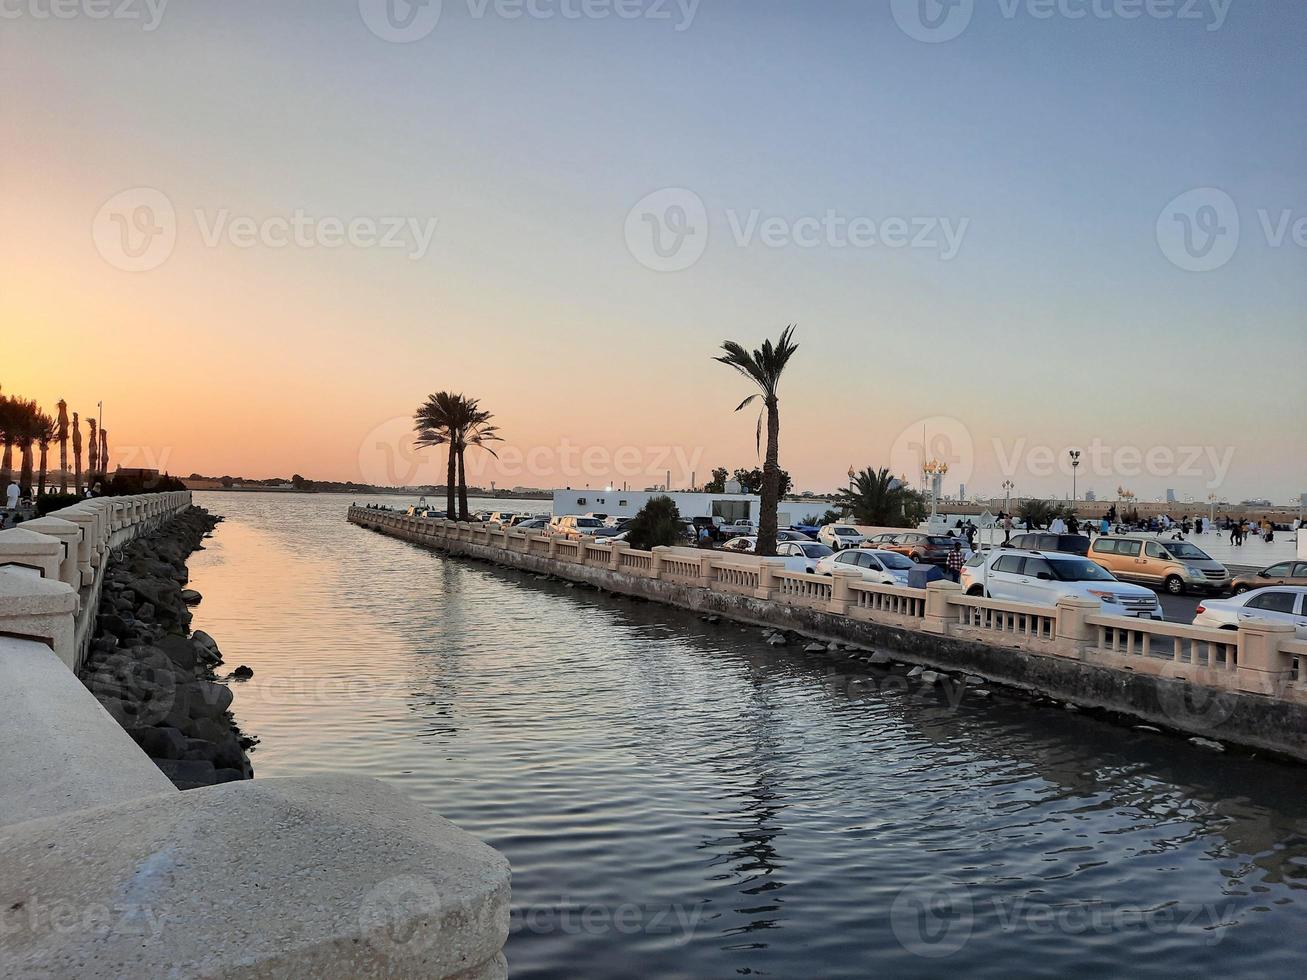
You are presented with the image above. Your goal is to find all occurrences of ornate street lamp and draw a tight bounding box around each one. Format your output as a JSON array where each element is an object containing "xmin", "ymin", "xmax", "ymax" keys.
[{"xmin": 1068, "ymin": 450, "xmax": 1081, "ymax": 503}]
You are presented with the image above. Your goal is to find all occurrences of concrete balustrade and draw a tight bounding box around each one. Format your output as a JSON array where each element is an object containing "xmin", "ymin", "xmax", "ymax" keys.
[
  {"xmin": 2, "ymin": 493, "xmax": 512, "ymax": 977},
  {"xmin": 350, "ymin": 506, "xmax": 1307, "ymax": 761}
]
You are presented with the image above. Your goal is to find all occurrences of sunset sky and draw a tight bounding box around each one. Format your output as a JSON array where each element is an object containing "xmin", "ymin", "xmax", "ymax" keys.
[{"xmin": 4, "ymin": 0, "xmax": 1304, "ymax": 502}]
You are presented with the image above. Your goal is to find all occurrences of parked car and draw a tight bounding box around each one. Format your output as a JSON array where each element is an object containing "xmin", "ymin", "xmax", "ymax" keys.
[
  {"xmin": 603, "ymin": 516, "xmax": 632, "ymax": 529},
  {"xmin": 881, "ymin": 532, "xmax": 972, "ymax": 566},
  {"xmin": 549, "ymin": 515, "xmax": 617, "ymax": 539},
  {"xmin": 1193, "ymin": 587, "xmax": 1307, "ymax": 638},
  {"xmin": 1006, "ymin": 532, "xmax": 1090, "ymax": 556},
  {"xmin": 777, "ymin": 529, "xmax": 816, "ymax": 542},
  {"xmin": 864, "ymin": 532, "xmax": 903, "ymax": 548},
  {"xmin": 718, "ymin": 537, "xmax": 832, "ymax": 572},
  {"xmin": 719, "ymin": 519, "xmax": 756, "ymax": 539},
  {"xmin": 1087, "ymin": 536, "xmax": 1230, "ymax": 595},
  {"xmin": 513, "ymin": 518, "xmax": 550, "ymax": 531},
  {"xmin": 1230, "ymin": 561, "xmax": 1307, "ymax": 595},
  {"xmin": 961, "ymin": 550, "xmax": 1163, "ymax": 619},
  {"xmin": 815, "ymin": 548, "xmax": 914, "ymax": 585},
  {"xmin": 486, "ymin": 512, "xmax": 518, "ymax": 528},
  {"xmin": 818, "ymin": 524, "xmax": 866, "ymax": 551}
]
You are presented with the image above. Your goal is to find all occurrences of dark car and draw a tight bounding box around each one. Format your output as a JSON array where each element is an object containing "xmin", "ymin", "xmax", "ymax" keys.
[
  {"xmin": 1231, "ymin": 561, "xmax": 1307, "ymax": 595},
  {"xmin": 882, "ymin": 532, "xmax": 969, "ymax": 566},
  {"xmin": 1006, "ymin": 533, "xmax": 1091, "ymax": 556}
]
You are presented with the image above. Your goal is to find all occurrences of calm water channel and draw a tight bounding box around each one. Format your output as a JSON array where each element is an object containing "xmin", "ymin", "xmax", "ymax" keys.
[{"xmin": 186, "ymin": 492, "xmax": 1307, "ymax": 979}]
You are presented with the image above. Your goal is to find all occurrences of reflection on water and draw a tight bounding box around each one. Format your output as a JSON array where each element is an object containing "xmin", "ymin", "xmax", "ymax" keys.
[{"xmin": 188, "ymin": 492, "xmax": 1307, "ymax": 979}]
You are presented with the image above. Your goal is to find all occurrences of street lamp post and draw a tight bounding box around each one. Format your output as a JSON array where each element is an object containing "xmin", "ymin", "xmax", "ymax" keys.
[
  {"xmin": 1068, "ymin": 450, "xmax": 1080, "ymax": 505},
  {"xmin": 924, "ymin": 459, "xmax": 948, "ymax": 519},
  {"xmin": 1002, "ymin": 479, "xmax": 1014, "ymax": 515}
]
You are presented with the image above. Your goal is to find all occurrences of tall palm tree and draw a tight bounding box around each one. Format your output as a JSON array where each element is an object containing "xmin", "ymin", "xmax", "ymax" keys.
[
  {"xmin": 715, "ymin": 325, "xmax": 799, "ymax": 557},
  {"xmin": 456, "ymin": 404, "xmax": 500, "ymax": 521},
  {"xmin": 11, "ymin": 397, "xmax": 41, "ymax": 497},
  {"xmin": 56, "ymin": 399, "xmax": 69, "ymax": 493},
  {"xmin": 0, "ymin": 393, "xmax": 16, "ymax": 487},
  {"xmin": 72, "ymin": 412, "xmax": 83, "ymax": 495},
  {"xmin": 99, "ymin": 427, "xmax": 109, "ymax": 482},
  {"xmin": 35, "ymin": 411, "xmax": 55, "ymax": 496},
  {"xmin": 836, "ymin": 467, "xmax": 922, "ymax": 527},
  {"xmin": 414, "ymin": 391, "xmax": 462, "ymax": 519},
  {"xmin": 87, "ymin": 417, "xmax": 98, "ymax": 485}
]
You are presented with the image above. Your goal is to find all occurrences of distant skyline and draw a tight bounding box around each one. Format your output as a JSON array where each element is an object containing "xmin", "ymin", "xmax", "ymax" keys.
[{"xmin": 5, "ymin": 1, "xmax": 1304, "ymax": 501}]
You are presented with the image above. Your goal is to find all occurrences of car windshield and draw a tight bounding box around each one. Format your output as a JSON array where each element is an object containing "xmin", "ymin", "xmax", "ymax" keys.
[
  {"xmin": 835, "ymin": 528, "xmax": 858, "ymax": 535},
  {"xmin": 1050, "ymin": 559, "xmax": 1116, "ymax": 582},
  {"xmin": 577, "ymin": 519, "xmax": 603, "ymax": 527},
  {"xmin": 878, "ymin": 553, "xmax": 915, "ymax": 570},
  {"xmin": 1165, "ymin": 542, "xmax": 1211, "ymax": 560},
  {"xmin": 801, "ymin": 544, "xmax": 834, "ymax": 557},
  {"xmin": 927, "ymin": 536, "xmax": 958, "ymax": 546}
]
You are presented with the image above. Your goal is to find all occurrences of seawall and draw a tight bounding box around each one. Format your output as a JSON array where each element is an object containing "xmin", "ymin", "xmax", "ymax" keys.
[{"xmin": 349, "ymin": 506, "xmax": 1307, "ymax": 764}]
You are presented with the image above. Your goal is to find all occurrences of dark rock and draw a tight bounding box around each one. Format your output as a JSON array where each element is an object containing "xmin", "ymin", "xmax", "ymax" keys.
[
  {"xmin": 153, "ymin": 758, "xmax": 219, "ymax": 790},
  {"xmin": 129, "ymin": 726, "xmax": 189, "ymax": 760},
  {"xmin": 156, "ymin": 636, "xmax": 198, "ymax": 672},
  {"xmin": 96, "ymin": 614, "xmax": 131, "ymax": 639},
  {"xmin": 180, "ymin": 589, "xmax": 202, "ymax": 605},
  {"xmin": 231, "ymin": 665, "xmax": 254, "ymax": 679}
]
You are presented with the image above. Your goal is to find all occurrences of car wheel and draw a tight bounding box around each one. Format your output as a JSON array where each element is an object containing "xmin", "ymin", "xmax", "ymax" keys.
[
  {"xmin": 1233, "ymin": 585, "xmax": 1249, "ymax": 595},
  {"xmin": 1164, "ymin": 575, "xmax": 1185, "ymax": 596},
  {"xmin": 966, "ymin": 585, "xmax": 985, "ymax": 597}
]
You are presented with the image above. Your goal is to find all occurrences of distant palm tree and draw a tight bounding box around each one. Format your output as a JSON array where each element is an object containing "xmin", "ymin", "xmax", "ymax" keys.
[
  {"xmin": 35, "ymin": 411, "xmax": 55, "ymax": 496},
  {"xmin": 836, "ymin": 467, "xmax": 922, "ymax": 527},
  {"xmin": 72, "ymin": 412, "xmax": 83, "ymax": 495},
  {"xmin": 714, "ymin": 325, "xmax": 799, "ymax": 557},
  {"xmin": 56, "ymin": 399, "xmax": 69, "ymax": 493},
  {"xmin": 10, "ymin": 397, "xmax": 41, "ymax": 497},
  {"xmin": 87, "ymin": 417, "xmax": 98, "ymax": 485},
  {"xmin": 99, "ymin": 428, "xmax": 109, "ymax": 481},
  {"xmin": 0, "ymin": 393, "xmax": 16, "ymax": 487},
  {"xmin": 414, "ymin": 391, "xmax": 462, "ymax": 519}
]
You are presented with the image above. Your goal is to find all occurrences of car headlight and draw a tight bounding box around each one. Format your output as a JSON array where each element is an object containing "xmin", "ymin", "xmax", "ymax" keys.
[
  {"xmin": 1184, "ymin": 565, "xmax": 1208, "ymax": 579},
  {"xmin": 1087, "ymin": 589, "xmax": 1122, "ymax": 603}
]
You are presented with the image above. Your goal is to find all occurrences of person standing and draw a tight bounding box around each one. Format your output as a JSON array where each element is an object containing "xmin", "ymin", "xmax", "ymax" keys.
[
  {"xmin": 946, "ymin": 541, "xmax": 966, "ymax": 582},
  {"xmin": 1002, "ymin": 513, "xmax": 1014, "ymax": 544},
  {"xmin": 5, "ymin": 480, "xmax": 19, "ymax": 511}
]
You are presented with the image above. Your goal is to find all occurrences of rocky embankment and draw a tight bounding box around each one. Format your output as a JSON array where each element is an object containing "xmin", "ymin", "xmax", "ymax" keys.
[{"xmin": 80, "ymin": 506, "xmax": 257, "ymax": 790}]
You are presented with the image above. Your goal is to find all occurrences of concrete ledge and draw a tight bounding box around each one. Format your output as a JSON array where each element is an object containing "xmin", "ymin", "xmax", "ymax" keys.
[
  {"xmin": 0, "ymin": 775, "xmax": 511, "ymax": 979},
  {"xmin": 0, "ymin": 636, "xmax": 174, "ymax": 829}
]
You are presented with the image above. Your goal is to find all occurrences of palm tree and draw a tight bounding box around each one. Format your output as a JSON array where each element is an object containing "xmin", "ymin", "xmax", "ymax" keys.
[
  {"xmin": 0, "ymin": 393, "xmax": 16, "ymax": 487},
  {"xmin": 836, "ymin": 467, "xmax": 923, "ymax": 527},
  {"xmin": 56, "ymin": 399, "xmax": 69, "ymax": 493},
  {"xmin": 11, "ymin": 397, "xmax": 41, "ymax": 497},
  {"xmin": 72, "ymin": 412, "xmax": 83, "ymax": 495},
  {"xmin": 35, "ymin": 411, "xmax": 55, "ymax": 496},
  {"xmin": 100, "ymin": 427, "xmax": 109, "ymax": 482},
  {"xmin": 714, "ymin": 325, "xmax": 799, "ymax": 557},
  {"xmin": 87, "ymin": 417, "xmax": 98, "ymax": 484},
  {"xmin": 414, "ymin": 391, "xmax": 462, "ymax": 519}
]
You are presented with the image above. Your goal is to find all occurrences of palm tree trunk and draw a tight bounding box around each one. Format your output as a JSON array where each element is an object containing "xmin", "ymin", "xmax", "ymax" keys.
[
  {"xmin": 757, "ymin": 398, "xmax": 781, "ymax": 557},
  {"xmin": 72, "ymin": 414, "xmax": 83, "ymax": 495},
  {"xmin": 19, "ymin": 443, "xmax": 34, "ymax": 497},
  {"xmin": 38, "ymin": 445, "xmax": 48, "ymax": 496},
  {"xmin": 457, "ymin": 446, "xmax": 470, "ymax": 521},
  {"xmin": 445, "ymin": 445, "xmax": 457, "ymax": 520},
  {"xmin": 0, "ymin": 440, "xmax": 12, "ymax": 487},
  {"xmin": 57, "ymin": 401, "xmax": 68, "ymax": 493}
]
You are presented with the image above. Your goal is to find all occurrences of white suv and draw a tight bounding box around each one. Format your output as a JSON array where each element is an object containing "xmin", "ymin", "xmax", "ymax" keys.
[
  {"xmin": 549, "ymin": 515, "xmax": 608, "ymax": 539},
  {"xmin": 815, "ymin": 548, "xmax": 914, "ymax": 585},
  {"xmin": 818, "ymin": 524, "xmax": 865, "ymax": 551},
  {"xmin": 961, "ymin": 549, "xmax": 1163, "ymax": 620}
]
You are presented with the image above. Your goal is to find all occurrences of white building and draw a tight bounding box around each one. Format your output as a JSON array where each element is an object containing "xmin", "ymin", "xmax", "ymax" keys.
[{"xmin": 551, "ymin": 490, "xmax": 780, "ymax": 525}]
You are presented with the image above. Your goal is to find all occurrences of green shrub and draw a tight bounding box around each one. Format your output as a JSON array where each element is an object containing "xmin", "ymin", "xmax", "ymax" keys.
[
  {"xmin": 625, "ymin": 496, "xmax": 683, "ymax": 551},
  {"xmin": 37, "ymin": 493, "xmax": 81, "ymax": 516}
]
